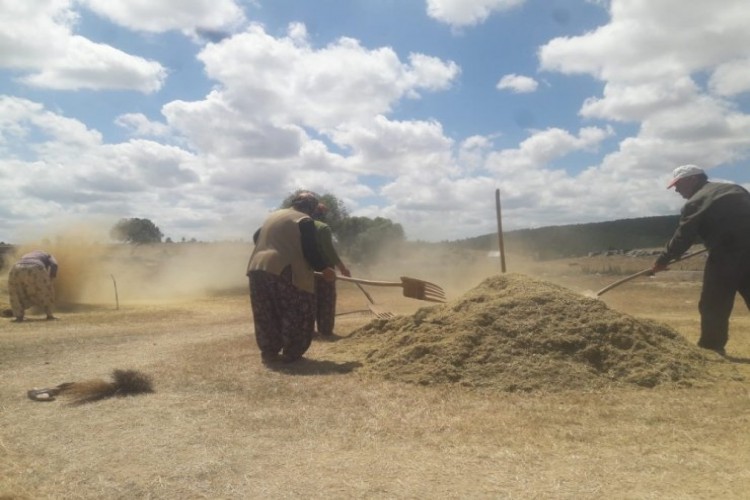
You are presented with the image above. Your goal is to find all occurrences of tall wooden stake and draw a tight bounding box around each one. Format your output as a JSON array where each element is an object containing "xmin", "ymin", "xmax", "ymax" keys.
[
  {"xmin": 495, "ymin": 188, "xmax": 507, "ymax": 273},
  {"xmin": 111, "ymin": 274, "xmax": 120, "ymax": 310}
]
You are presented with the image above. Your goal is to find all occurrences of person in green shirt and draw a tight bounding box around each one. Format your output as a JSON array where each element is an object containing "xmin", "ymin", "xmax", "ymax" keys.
[{"xmin": 312, "ymin": 203, "xmax": 350, "ymax": 337}]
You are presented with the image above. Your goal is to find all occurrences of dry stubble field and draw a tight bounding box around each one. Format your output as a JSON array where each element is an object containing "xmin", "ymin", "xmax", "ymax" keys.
[{"xmin": 1, "ymin": 244, "xmax": 750, "ymax": 499}]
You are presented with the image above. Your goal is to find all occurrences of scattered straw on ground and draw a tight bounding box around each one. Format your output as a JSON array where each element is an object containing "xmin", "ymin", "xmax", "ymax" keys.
[{"xmin": 338, "ymin": 273, "xmax": 729, "ymax": 392}]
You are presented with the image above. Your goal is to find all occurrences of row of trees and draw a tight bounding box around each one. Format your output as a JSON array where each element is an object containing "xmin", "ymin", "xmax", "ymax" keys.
[{"xmin": 110, "ymin": 192, "xmax": 405, "ymax": 264}]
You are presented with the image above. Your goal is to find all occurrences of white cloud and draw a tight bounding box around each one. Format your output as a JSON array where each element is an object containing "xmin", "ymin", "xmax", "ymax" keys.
[
  {"xmin": 21, "ymin": 36, "xmax": 166, "ymax": 92},
  {"xmin": 115, "ymin": 113, "xmax": 171, "ymax": 138},
  {"xmin": 497, "ymin": 74, "xmax": 538, "ymax": 93},
  {"xmin": 458, "ymin": 135, "xmax": 494, "ymax": 172},
  {"xmin": 539, "ymin": 1, "xmax": 750, "ymax": 83},
  {"xmin": 193, "ymin": 24, "xmax": 460, "ymax": 132},
  {"xmin": 580, "ymin": 78, "xmax": 699, "ymax": 122},
  {"xmin": 331, "ymin": 116, "xmax": 456, "ymax": 177},
  {"xmin": 537, "ymin": 0, "xmax": 750, "ymax": 202},
  {"xmin": 485, "ymin": 126, "xmax": 612, "ymax": 175},
  {"xmin": 4, "ymin": 1, "xmax": 750, "ymax": 244},
  {"xmin": 0, "ymin": 96, "xmax": 220, "ymax": 240},
  {"xmin": 0, "ymin": 1, "xmax": 166, "ymax": 92},
  {"xmin": 0, "ymin": 0, "xmax": 76, "ymax": 69},
  {"xmin": 80, "ymin": 0, "xmax": 246, "ymax": 36},
  {"xmin": 0, "ymin": 95, "xmax": 102, "ymax": 151},
  {"xmin": 709, "ymin": 58, "xmax": 750, "ymax": 97},
  {"xmin": 426, "ymin": 0, "xmax": 526, "ymax": 27}
]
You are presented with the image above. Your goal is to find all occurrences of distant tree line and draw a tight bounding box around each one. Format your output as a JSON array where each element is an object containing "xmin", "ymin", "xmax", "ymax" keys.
[
  {"xmin": 106, "ymin": 202, "xmax": 679, "ymax": 262},
  {"xmin": 452, "ymin": 215, "xmax": 682, "ymax": 260}
]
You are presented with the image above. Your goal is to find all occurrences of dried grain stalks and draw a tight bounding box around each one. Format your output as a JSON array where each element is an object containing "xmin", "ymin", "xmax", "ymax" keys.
[{"xmin": 27, "ymin": 369, "xmax": 154, "ymax": 405}]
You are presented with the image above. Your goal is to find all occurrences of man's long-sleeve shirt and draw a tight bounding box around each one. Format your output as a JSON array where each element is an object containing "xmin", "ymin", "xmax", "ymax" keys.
[{"xmin": 657, "ymin": 181, "xmax": 750, "ymax": 265}]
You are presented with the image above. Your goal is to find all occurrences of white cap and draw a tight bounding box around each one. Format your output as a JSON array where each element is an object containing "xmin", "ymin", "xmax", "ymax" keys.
[{"xmin": 667, "ymin": 164, "xmax": 705, "ymax": 189}]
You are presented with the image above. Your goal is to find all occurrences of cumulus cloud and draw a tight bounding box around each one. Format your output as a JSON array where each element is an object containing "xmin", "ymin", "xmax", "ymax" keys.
[
  {"xmin": 79, "ymin": 0, "xmax": 246, "ymax": 37},
  {"xmin": 115, "ymin": 113, "xmax": 171, "ymax": 138},
  {"xmin": 330, "ymin": 116, "xmax": 456, "ymax": 177},
  {"xmin": 0, "ymin": 1, "xmax": 166, "ymax": 92},
  {"xmin": 709, "ymin": 58, "xmax": 750, "ymax": 97},
  {"xmin": 497, "ymin": 74, "xmax": 538, "ymax": 93},
  {"xmin": 538, "ymin": 0, "xmax": 750, "ymax": 198},
  {"xmin": 426, "ymin": 0, "xmax": 526, "ymax": 27},
  {"xmin": 485, "ymin": 127, "xmax": 612, "ymax": 175},
  {"xmin": 0, "ymin": 96, "xmax": 214, "ymax": 240},
  {"xmin": 0, "ymin": 14, "xmax": 464, "ymax": 242},
  {"xmin": 4, "ymin": 0, "xmax": 750, "ymax": 244},
  {"xmin": 539, "ymin": 1, "xmax": 750, "ymax": 83},
  {"xmin": 193, "ymin": 23, "xmax": 460, "ymax": 131},
  {"xmin": 21, "ymin": 37, "xmax": 166, "ymax": 92}
]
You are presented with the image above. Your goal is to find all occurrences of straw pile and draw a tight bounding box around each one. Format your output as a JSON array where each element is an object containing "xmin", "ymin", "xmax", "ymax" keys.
[{"xmin": 344, "ymin": 273, "xmax": 721, "ymax": 392}]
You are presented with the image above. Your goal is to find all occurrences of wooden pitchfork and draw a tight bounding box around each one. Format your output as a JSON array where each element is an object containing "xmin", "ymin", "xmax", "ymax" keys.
[
  {"xmin": 317, "ymin": 273, "xmax": 447, "ymax": 303},
  {"xmin": 353, "ymin": 281, "xmax": 395, "ymax": 319},
  {"xmin": 339, "ymin": 275, "xmax": 446, "ymax": 303},
  {"xmin": 596, "ymin": 248, "xmax": 708, "ymax": 297}
]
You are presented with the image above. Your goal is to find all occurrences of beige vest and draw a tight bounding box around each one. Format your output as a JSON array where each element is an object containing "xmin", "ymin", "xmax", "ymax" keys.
[{"xmin": 246, "ymin": 208, "xmax": 315, "ymax": 293}]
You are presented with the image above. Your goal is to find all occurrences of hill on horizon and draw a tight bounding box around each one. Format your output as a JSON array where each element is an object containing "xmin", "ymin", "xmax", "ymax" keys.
[{"xmin": 449, "ymin": 215, "xmax": 680, "ymax": 260}]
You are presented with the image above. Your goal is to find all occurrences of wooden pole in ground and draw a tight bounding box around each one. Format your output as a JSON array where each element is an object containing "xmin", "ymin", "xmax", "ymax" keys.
[
  {"xmin": 110, "ymin": 274, "xmax": 119, "ymax": 310},
  {"xmin": 495, "ymin": 188, "xmax": 507, "ymax": 273}
]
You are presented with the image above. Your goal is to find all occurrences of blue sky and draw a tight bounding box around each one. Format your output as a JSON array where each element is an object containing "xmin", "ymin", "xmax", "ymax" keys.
[{"xmin": 1, "ymin": 0, "xmax": 749, "ymax": 244}]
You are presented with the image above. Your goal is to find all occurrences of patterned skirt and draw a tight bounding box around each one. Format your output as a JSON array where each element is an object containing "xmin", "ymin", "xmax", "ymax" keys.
[{"xmin": 9, "ymin": 263, "xmax": 55, "ymax": 318}]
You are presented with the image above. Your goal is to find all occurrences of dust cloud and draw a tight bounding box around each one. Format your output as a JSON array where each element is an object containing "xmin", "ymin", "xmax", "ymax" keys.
[
  {"xmin": 363, "ymin": 244, "xmax": 550, "ymax": 301},
  {"xmin": 3, "ymin": 227, "xmax": 252, "ymax": 309}
]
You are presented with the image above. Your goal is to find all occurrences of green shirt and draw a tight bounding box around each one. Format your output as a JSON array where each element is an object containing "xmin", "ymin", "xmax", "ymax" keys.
[{"xmin": 314, "ymin": 220, "xmax": 343, "ymax": 267}]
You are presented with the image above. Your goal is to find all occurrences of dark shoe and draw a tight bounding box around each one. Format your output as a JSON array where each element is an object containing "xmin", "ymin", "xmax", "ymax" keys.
[
  {"xmin": 698, "ymin": 344, "xmax": 726, "ymax": 356},
  {"xmin": 279, "ymin": 353, "xmax": 301, "ymax": 363},
  {"xmin": 261, "ymin": 352, "xmax": 282, "ymax": 365}
]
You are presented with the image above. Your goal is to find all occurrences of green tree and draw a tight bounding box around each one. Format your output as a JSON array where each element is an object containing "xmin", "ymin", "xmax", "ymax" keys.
[
  {"xmin": 278, "ymin": 191, "xmax": 405, "ymax": 264},
  {"xmin": 280, "ymin": 190, "xmax": 349, "ymax": 231},
  {"xmin": 110, "ymin": 218, "xmax": 164, "ymax": 244},
  {"xmin": 346, "ymin": 217, "xmax": 405, "ymax": 263},
  {"xmin": 333, "ymin": 215, "xmax": 405, "ymax": 263}
]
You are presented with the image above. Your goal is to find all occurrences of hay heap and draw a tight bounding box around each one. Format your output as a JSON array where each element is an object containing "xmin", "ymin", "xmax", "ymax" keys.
[{"xmin": 346, "ymin": 273, "xmax": 718, "ymax": 392}]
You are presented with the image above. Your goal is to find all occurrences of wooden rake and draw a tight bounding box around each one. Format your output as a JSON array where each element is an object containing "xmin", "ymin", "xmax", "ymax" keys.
[
  {"xmin": 353, "ymin": 281, "xmax": 395, "ymax": 319},
  {"xmin": 336, "ymin": 275, "xmax": 447, "ymax": 303},
  {"xmin": 317, "ymin": 273, "xmax": 447, "ymax": 304}
]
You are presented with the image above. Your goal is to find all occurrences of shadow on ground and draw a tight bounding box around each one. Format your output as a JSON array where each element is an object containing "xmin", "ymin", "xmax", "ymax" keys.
[{"xmin": 265, "ymin": 358, "xmax": 362, "ymax": 375}]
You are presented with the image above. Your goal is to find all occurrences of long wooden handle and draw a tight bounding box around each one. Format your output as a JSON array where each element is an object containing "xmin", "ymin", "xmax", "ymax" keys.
[
  {"xmin": 314, "ymin": 272, "xmax": 402, "ymax": 287},
  {"xmin": 335, "ymin": 275, "xmax": 403, "ymax": 287},
  {"xmin": 354, "ymin": 282, "xmax": 376, "ymax": 304},
  {"xmin": 596, "ymin": 248, "xmax": 708, "ymax": 297},
  {"xmin": 595, "ymin": 269, "xmax": 653, "ymax": 297}
]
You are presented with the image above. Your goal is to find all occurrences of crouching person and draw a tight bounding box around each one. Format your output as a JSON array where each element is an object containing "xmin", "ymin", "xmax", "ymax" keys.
[{"xmin": 8, "ymin": 250, "xmax": 58, "ymax": 322}]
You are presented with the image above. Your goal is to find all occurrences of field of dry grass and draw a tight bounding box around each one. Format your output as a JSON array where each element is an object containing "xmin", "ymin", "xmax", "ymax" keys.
[{"xmin": 1, "ymin": 244, "xmax": 750, "ymax": 499}]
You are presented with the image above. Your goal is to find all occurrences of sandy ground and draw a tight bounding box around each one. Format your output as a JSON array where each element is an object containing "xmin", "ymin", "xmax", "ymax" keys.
[{"xmin": 2, "ymin": 252, "xmax": 750, "ymax": 499}]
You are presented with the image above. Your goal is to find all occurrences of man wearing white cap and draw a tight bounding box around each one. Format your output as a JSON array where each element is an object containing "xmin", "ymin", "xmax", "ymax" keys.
[{"xmin": 652, "ymin": 165, "xmax": 750, "ymax": 355}]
